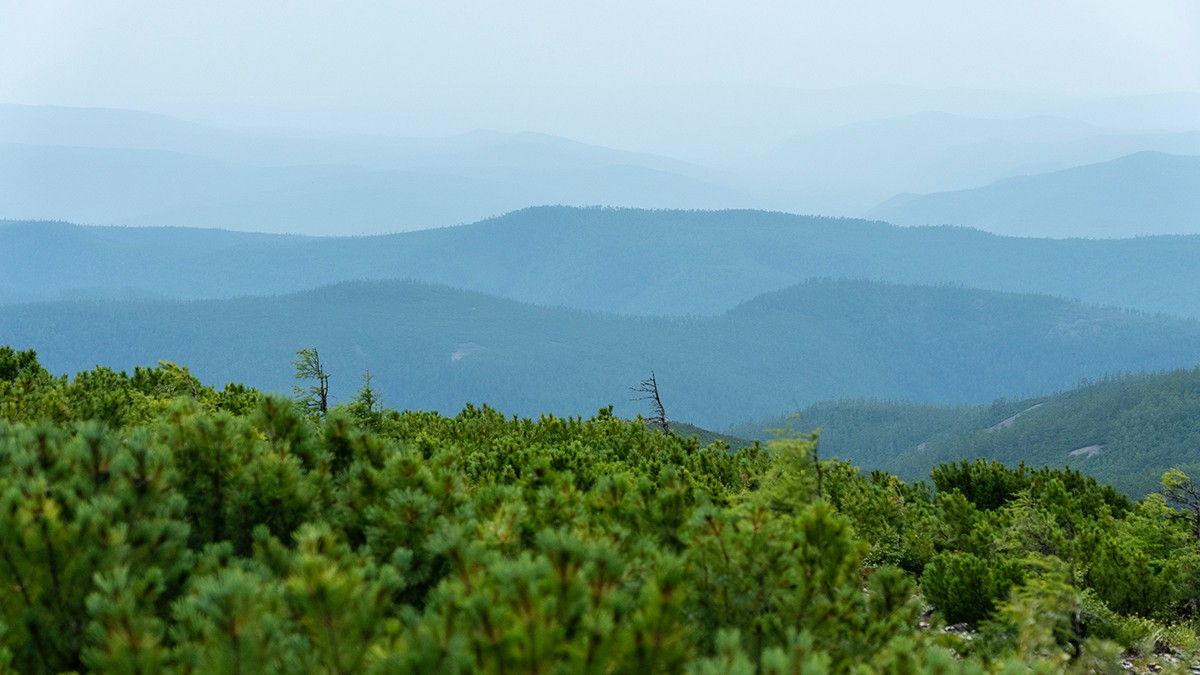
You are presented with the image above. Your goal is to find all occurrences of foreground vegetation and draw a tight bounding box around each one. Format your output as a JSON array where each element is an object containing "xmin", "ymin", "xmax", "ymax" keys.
[{"xmin": 3, "ymin": 346, "xmax": 1200, "ymax": 673}]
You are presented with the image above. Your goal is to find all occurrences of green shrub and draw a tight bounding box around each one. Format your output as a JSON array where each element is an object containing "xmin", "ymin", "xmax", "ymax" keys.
[{"xmin": 921, "ymin": 551, "xmax": 1024, "ymax": 625}]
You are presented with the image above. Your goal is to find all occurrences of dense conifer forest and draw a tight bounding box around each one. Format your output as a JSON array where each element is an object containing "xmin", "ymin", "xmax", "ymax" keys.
[
  {"xmin": 735, "ymin": 367, "xmax": 1200, "ymax": 499},
  {"xmin": 4, "ymin": 345, "xmax": 1200, "ymax": 673}
]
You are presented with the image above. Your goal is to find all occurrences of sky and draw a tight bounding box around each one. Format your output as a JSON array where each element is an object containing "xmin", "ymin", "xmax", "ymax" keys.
[{"xmin": 2, "ymin": 0, "xmax": 1199, "ymax": 138}]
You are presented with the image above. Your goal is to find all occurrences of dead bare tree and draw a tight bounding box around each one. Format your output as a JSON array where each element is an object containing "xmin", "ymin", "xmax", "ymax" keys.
[{"xmin": 631, "ymin": 371, "xmax": 669, "ymax": 434}]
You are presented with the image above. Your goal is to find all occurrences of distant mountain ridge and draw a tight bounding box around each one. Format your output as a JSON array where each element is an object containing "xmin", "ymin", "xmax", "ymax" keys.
[
  {"xmin": 4, "ymin": 278, "xmax": 1199, "ymax": 429},
  {"xmin": 867, "ymin": 151, "xmax": 1200, "ymax": 237},
  {"xmin": 0, "ymin": 105, "xmax": 746, "ymax": 234},
  {"xmin": 9, "ymin": 207, "xmax": 1200, "ymax": 319},
  {"xmin": 0, "ymin": 104, "xmax": 719, "ymax": 176},
  {"xmin": 0, "ymin": 142, "xmax": 744, "ymax": 235},
  {"xmin": 5, "ymin": 103, "xmax": 1200, "ymax": 231},
  {"xmin": 734, "ymin": 111, "xmax": 1200, "ymax": 215}
]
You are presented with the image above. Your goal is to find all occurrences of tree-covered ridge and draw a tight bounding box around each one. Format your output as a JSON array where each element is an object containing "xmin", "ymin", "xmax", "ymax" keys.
[
  {"xmin": 727, "ymin": 398, "xmax": 995, "ymax": 467},
  {"xmin": 6, "ymin": 278, "xmax": 1200, "ymax": 429},
  {"xmin": 886, "ymin": 369, "xmax": 1200, "ymax": 498},
  {"xmin": 738, "ymin": 367, "xmax": 1200, "ymax": 498},
  {"xmin": 10, "ymin": 206, "xmax": 1200, "ymax": 318},
  {"xmin": 4, "ymin": 346, "xmax": 1200, "ymax": 673}
]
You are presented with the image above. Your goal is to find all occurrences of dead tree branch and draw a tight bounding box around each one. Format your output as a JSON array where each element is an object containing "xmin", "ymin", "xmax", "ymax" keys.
[{"xmin": 631, "ymin": 371, "xmax": 669, "ymax": 434}]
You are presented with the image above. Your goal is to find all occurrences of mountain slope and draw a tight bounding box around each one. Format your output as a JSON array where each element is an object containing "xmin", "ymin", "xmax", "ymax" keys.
[
  {"xmin": 9, "ymin": 207, "xmax": 1200, "ymax": 318},
  {"xmin": 883, "ymin": 368, "xmax": 1200, "ymax": 498},
  {"xmin": 4, "ymin": 279, "xmax": 1199, "ymax": 429},
  {"xmin": 867, "ymin": 152, "xmax": 1200, "ymax": 238},
  {"xmin": 733, "ymin": 367, "xmax": 1200, "ymax": 497}
]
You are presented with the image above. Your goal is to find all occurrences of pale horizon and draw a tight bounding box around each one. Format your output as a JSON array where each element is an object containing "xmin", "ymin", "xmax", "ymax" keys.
[{"xmin": 3, "ymin": 0, "xmax": 1199, "ymax": 141}]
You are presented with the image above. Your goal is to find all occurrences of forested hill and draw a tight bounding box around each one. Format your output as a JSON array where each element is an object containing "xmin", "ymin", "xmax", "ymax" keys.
[
  {"xmin": 8, "ymin": 207, "xmax": 1200, "ymax": 317},
  {"xmin": 5, "ymin": 278, "xmax": 1200, "ymax": 428},
  {"xmin": 885, "ymin": 367, "xmax": 1200, "ymax": 498},
  {"xmin": 733, "ymin": 367, "xmax": 1200, "ymax": 497}
]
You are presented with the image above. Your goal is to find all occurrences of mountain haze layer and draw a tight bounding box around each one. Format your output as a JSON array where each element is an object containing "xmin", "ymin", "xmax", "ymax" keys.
[
  {"xmin": 0, "ymin": 105, "xmax": 745, "ymax": 234},
  {"xmin": 740, "ymin": 113, "xmax": 1200, "ymax": 216},
  {"xmin": 869, "ymin": 151, "xmax": 1200, "ymax": 237},
  {"xmin": 5, "ymin": 104, "xmax": 1200, "ymax": 234}
]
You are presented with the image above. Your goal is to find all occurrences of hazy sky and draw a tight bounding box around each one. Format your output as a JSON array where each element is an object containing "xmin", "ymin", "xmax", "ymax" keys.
[{"xmin": 2, "ymin": 0, "xmax": 1199, "ymax": 135}]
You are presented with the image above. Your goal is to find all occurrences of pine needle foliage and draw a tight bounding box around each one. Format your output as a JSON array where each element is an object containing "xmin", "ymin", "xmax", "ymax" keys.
[{"xmin": 2, "ymin": 348, "xmax": 1199, "ymax": 672}]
